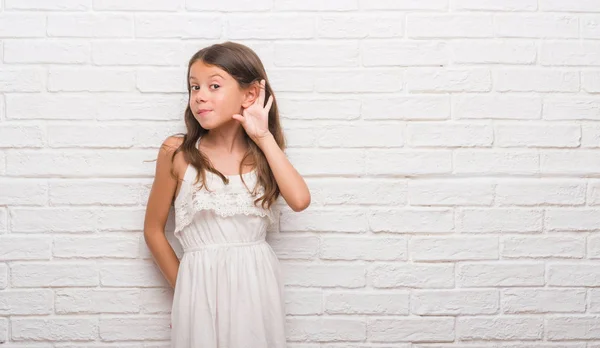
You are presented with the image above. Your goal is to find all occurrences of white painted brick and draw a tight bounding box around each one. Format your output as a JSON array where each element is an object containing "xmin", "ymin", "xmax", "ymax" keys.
[
  {"xmin": 360, "ymin": 0, "xmax": 447, "ymax": 10},
  {"xmin": 49, "ymin": 179, "xmax": 150, "ymax": 206},
  {"xmin": 56, "ymin": 288, "xmax": 140, "ymax": 314},
  {"xmin": 457, "ymin": 263, "xmax": 545, "ymax": 287},
  {"xmin": 286, "ymin": 149, "xmax": 364, "ymax": 175},
  {"xmin": 287, "ymin": 317, "xmax": 365, "ymax": 342},
  {"xmin": 0, "ymin": 67, "xmax": 44, "ymax": 92},
  {"xmin": 370, "ymin": 263, "xmax": 454, "ymax": 288},
  {"xmin": 368, "ymin": 317, "xmax": 454, "ymax": 342},
  {"xmin": 279, "ymin": 98, "xmax": 360, "ymax": 120},
  {"xmin": 54, "ymin": 235, "xmax": 139, "ymax": 259},
  {"xmin": 549, "ymin": 263, "xmax": 600, "ymax": 286},
  {"xmin": 0, "ymin": 264, "xmax": 6, "ymax": 289},
  {"xmin": 0, "ymin": 289, "xmax": 53, "ymax": 315},
  {"xmin": 458, "ymin": 208, "xmax": 543, "ymax": 233},
  {"xmin": 269, "ymin": 69, "xmax": 314, "ymax": 92},
  {"xmin": 48, "ymin": 68, "xmax": 136, "ymax": 92},
  {"xmin": 227, "ymin": 15, "xmax": 314, "ymax": 39},
  {"xmin": 318, "ymin": 14, "xmax": 403, "ymax": 38},
  {"xmin": 5, "ymin": 0, "xmax": 91, "ymax": 10},
  {"xmin": 453, "ymin": 0, "xmax": 537, "ymax": 11},
  {"xmin": 187, "ymin": 0, "xmax": 270, "ymax": 11},
  {"xmin": 141, "ymin": 288, "xmax": 173, "ymax": 314},
  {"xmin": 280, "ymin": 209, "xmax": 367, "ymax": 233},
  {"xmin": 307, "ymin": 178, "xmax": 407, "ymax": 206},
  {"xmin": 362, "ymin": 40, "xmax": 448, "ymax": 67},
  {"xmin": 582, "ymin": 71, "xmax": 600, "ymax": 92},
  {"xmin": 48, "ymin": 14, "xmax": 133, "ymax": 38},
  {"xmin": 7, "ymin": 150, "xmax": 156, "ymax": 177},
  {"xmin": 541, "ymin": 150, "xmax": 600, "ymax": 175},
  {"xmin": 95, "ymin": 0, "xmax": 182, "ymax": 11},
  {"xmin": 321, "ymin": 236, "xmax": 407, "ymax": 261},
  {"xmin": 6, "ymin": 94, "xmax": 185, "ymax": 120},
  {"xmin": 412, "ymin": 290, "xmax": 499, "ymax": 315},
  {"xmin": 135, "ymin": 15, "xmax": 221, "ymax": 39},
  {"xmin": 407, "ymin": 14, "xmax": 493, "ymax": 38},
  {"xmin": 275, "ymin": 42, "xmax": 358, "ymax": 67},
  {"xmin": 503, "ymin": 236, "xmax": 585, "ymax": 258},
  {"xmin": 315, "ymin": 69, "xmax": 402, "ymax": 93},
  {"xmin": 541, "ymin": 41, "xmax": 600, "ymax": 66},
  {"xmin": 588, "ymin": 289, "xmax": 600, "ymax": 312},
  {"xmin": 503, "ymin": 288, "xmax": 586, "ymax": 313},
  {"xmin": 496, "ymin": 15, "xmax": 578, "ymax": 38},
  {"xmin": 457, "ymin": 316, "xmax": 543, "ymax": 340},
  {"xmin": 267, "ymin": 234, "xmax": 320, "ymax": 260},
  {"xmin": 318, "ymin": 123, "xmax": 404, "ymax": 148},
  {"xmin": 451, "ymin": 40, "xmax": 537, "ymax": 65},
  {"xmin": 407, "ymin": 122, "xmax": 492, "ymax": 147},
  {"xmin": 10, "ymin": 208, "xmax": 145, "ymax": 233},
  {"xmin": 547, "ymin": 316, "xmax": 600, "ymax": 340},
  {"xmin": 0, "ymin": 14, "xmax": 46, "ymax": 38},
  {"xmin": 369, "ymin": 208, "xmax": 454, "ymax": 233},
  {"xmin": 408, "ymin": 179, "xmax": 494, "ymax": 206},
  {"xmin": 275, "ymin": 0, "xmax": 357, "ymax": 11},
  {"xmin": 407, "ymin": 68, "xmax": 491, "ymax": 93},
  {"xmin": 137, "ymin": 67, "xmax": 187, "ymax": 92},
  {"xmin": 11, "ymin": 317, "xmax": 98, "ymax": 341},
  {"xmin": 0, "ymin": 125, "xmax": 45, "ymax": 148},
  {"xmin": 100, "ymin": 261, "xmax": 169, "ymax": 287},
  {"xmin": 496, "ymin": 69, "xmax": 579, "ymax": 92},
  {"xmin": 540, "ymin": 0, "xmax": 600, "ymax": 12},
  {"xmin": 454, "ymin": 94, "xmax": 542, "ymax": 120},
  {"xmin": 285, "ymin": 289, "xmax": 323, "ymax": 315},
  {"xmin": 582, "ymin": 15, "xmax": 600, "ymax": 39},
  {"xmin": 282, "ymin": 263, "xmax": 366, "ymax": 288},
  {"xmin": 366, "ymin": 150, "xmax": 452, "ymax": 175},
  {"xmin": 544, "ymin": 97, "xmax": 600, "ymax": 120},
  {"xmin": 545, "ymin": 209, "xmax": 600, "ymax": 232},
  {"xmin": 0, "ymin": 179, "xmax": 46, "ymax": 205},
  {"xmin": 495, "ymin": 122, "xmax": 581, "ymax": 148},
  {"xmin": 410, "ymin": 236, "xmax": 499, "ymax": 261},
  {"xmin": 11, "ymin": 262, "xmax": 99, "ymax": 287},
  {"xmin": 4, "ymin": 40, "xmax": 90, "ymax": 64},
  {"xmin": 0, "ymin": 236, "xmax": 51, "ymax": 260},
  {"xmin": 454, "ymin": 150, "xmax": 540, "ymax": 175},
  {"xmin": 362, "ymin": 95, "xmax": 450, "ymax": 120},
  {"xmin": 0, "ymin": 317, "xmax": 6, "ymax": 343},
  {"xmin": 93, "ymin": 41, "xmax": 183, "ymax": 66},
  {"xmin": 99, "ymin": 316, "xmax": 170, "ymax": 341},
  {"xmin": 496, "ymin": 179, "xmax": 586, "ymax": 206},
  {"xmin": 325, "ymin": 291, "xmax": 409, "ymax": 315},
  {"xmin": 590, "ymin": 180, "xmax": 600, "ymax": 205}
]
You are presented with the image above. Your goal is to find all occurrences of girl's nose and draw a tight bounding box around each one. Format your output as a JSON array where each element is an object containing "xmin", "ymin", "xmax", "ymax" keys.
[{"xmin": 195, "ymin": 88, "xmax": 208, "ymax": 103}]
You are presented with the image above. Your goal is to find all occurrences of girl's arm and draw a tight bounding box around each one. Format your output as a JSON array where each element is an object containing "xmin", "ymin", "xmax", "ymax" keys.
[
  {"xmin": 143, "ymin": 136, "xmax": 182, "ymax": 288},
  {"xmin": 257, "ymin": 133, "xmax": 311, "ymax": 212}
]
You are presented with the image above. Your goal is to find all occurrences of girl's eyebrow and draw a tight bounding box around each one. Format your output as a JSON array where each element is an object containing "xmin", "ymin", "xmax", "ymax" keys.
[{"xmin": 188, "ymin": 74, "xmax": 223, "ymax": 80}]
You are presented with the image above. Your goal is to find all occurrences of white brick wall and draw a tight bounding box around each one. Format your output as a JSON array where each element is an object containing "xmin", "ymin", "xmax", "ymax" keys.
[{"xmin": 0, "ymin": 0, "xmax": 600, "ymax": 346}]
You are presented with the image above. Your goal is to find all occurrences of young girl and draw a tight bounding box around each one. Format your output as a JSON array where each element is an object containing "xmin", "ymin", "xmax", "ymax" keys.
[{"xmin": 143, "ymin": 42, "xmax": 310, "ymax": 347}]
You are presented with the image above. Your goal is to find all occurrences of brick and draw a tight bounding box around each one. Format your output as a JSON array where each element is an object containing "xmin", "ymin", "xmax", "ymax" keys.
[
  {"xmin": 369, "ymin": 208, "xmax": 454, "ymax": 233},
  {"xmin": 549, "ymin": 263, "xmax": 600, "ymax": 286},
  {"xmin": 451, "ymin": 40, "xmax": 536, "ymax": 64},
  {"xmin": 454, "ymin": 150, "xmax": 539, "ymax": 175},
  {"xmin": 503, "ymin": 289, "xmax": 586, "ymax": 313},
  {"xmin": 275, "ymin": 0, "xmax": 357, "ymax": 11},
  {"xmin": 286, "ymin": 317, "xmax": 365, "ymax": 342},
  {"xmin": 457, "ymin": 316, "xmax": 543, "ymax": 340},
  {"xmin": 545, "ymin": 208, "xmax": 600, "ymax": 232},
  {"xmin": 458, "ymin": 262, "xmax": 544, "ymax": 287},
  {"xmin": 495, "ymin": 14, "xmax": 579, "ymax": 38},
  {"xmin": 0, "ymin": 179, "xmax": 46, "ymax": 205},
  {"xmin": 49, "ymin": 179, "xmax": 150, "ymax": 206},
  {"xmin": 544, "ymin": 97, "xmax": 600, "ymax": 120},
  {"xmin": 410, "ymin": 236, "xmax": 498, "ymax": 261},
  {"xmin": 317, "ymin": 14, "xmax": 403, "ymax": 38},
  {"xmin": 412, "ymin": 290, "xmax": 498, "ymax": 315},
  {"xmin": 321, "ymin": 237, "xmax": 407, "ymax": 261},
  {"xmin": 317, "ymin": 123, "xmax": 404, "ymax": 148},
  {"xmin": 584, "ymin": 124, "xmax": 600, "ymax": 147},
  {"xmin": 407, "ymin": 122, "xmax": 492, "ymax": 147},
  {"xmin": 48, "ymin": 14, "xmax": 133, "ymax": 37},
  {"xmin": 547, "ymin": 316, "xmax": 600, "ymax": 340},
  {"xmin": 325, "ymin": 291, "xmax": 409, "ymax": 315},
  {"xmin": 0, "ymin": 67, "xmax": 44, "ymax": 92},
  {"xmin": 582, "ymin": 71, "xmax": 600, "ymax": 92},
  {"xmin": 141, "ymin": 288, "xmax": 173, "ymax": 314},
  {"xmin": 409, "ymin": 179, "xmax": 494, "ymax": 206},
  {"xmin": 56, "ymin": 288, "xmax": 140, "ymax": 314},
  {"xmin": 368, "ymin": 317, "xmax": 454, "ymax": 342},
  {"xmin": 285, "ymin": 289, "xmax": 323, "ymax": 315},
  {"xmin": 454, "ymin": 0, "xmax": 537, "ymax": 11},
  {"xmin": 48, "ymin": 68, "xmax": 135, "ymax": 92},
  {"xmin": 407, "ymin": 14, "xmax": 493, "ymax": 38},
  {"xmin": 582, "ymin": 15, "xmax": 600, "ymax": 39},
  {"xmin": 99, "ymin": 316, "xmax": 170, "ymax": 341},
  {"xmin": 458, "ymin": 208, "xmax": 543, "ymax": 233},
  {"xmin": 11, "ymin": 317, "xmax": 97, "ymax": 341},
  {"xmin": 454, "ymin": 95, "xmax": 542, "ymax": 120},
  {"xmin": 187, "ymin": 0, "xmax": 270, "ymax": 11},
  {"xmin": 0, "ymin": 290, "xmax": 53, "ymax": 315},
  {"xmin": 590, "ymin": 180, "xmax": 600, "ymax": 205},
  {"xmin": 306, "ymin": 178, "xmax": 407, "ymax": 206},
  {"xmin": 0, "ymin": 236, "xmax": 51, "ymax": 260},
  {"xmin": 282, "ymin": 263, "xmax": 366, "ymax": 288},
  {"xmin": 362, "ymin": 40, "xmax": 448, "ymax": 67},
  {"xmin": 5, "ymin": 0, "xmax": 91, "ymax": 10},
  {"xmin": 496, "ymin": 179, "xmax": 586, "ymax": 206},
  {"xmin": 362, "ymin": 95, "xmax": 449, "ymax": 120},
  {"xmin": 100, "ymin": 261, "xmax": 169, "ymax": 287},
  {"xmin": 315, "ymin": 69, "xmax": 402, "ymax": 93},
  {"xmin": 54, "ymin": 235, "xmax": 140, "ymax": 259},
  {"xmin": 0, "ymin": 14, "xmax": 46, "ymax": 38},
  {"xmin": 540, "ymin": 0, "xmax": 600, "ymax": 12},
  {"xmin": 0, "ymin": 264, "xmax": 6, "ymax": 289},
  {"xmin": 275, "ymin": 42, "xmax": 358, "ymax": 67},
  {"xmin": 11, "ymin": 262, "xmax": 99, "ymax": 287},
  {"xmin": 227, "ymin": 15, "xmax": 314, "ymax": 39},
  {"xmin": 285, "ymin": 149, "xmax": 364, "ymax": 175},
  {"xmin": 135, "ymin": 15, "xmax": 221, "ymax": 39},
  {"xmin": 267, "ymin": 235, "xmax": 319, "ymax": 260},
  {"xmin": 407, "ymin": 68, "xmax": 491, "ymax": 92},
  {"xmin": 360, "ymin": 0, "xmax": 447, "ymax": 10},
  {"xmin": 503, "ymin": 236, "xmax": 585, "ymax": 258},
  {"xmin": 4, "ymin": 40, "xmax": 90, "ymax": 64},
  {"xmin": 370, "ymin": 263, "xmax": 454, "ymax": 288},
  {"xmin": 541, "ymin": 41, "xmax": 600, "ymax": 66},
  {"xmin": 93, "ymin": 41, "xmax": 182, "ymax": 66},
  {"xmin": 541, "ymin": 150, "xmax": 600, "ymax": 175},
  {"xmin": 495, "ymin": 122, "xmax": 581, "ymax": 148},
  {"xmin": 496, "ymin": 69, "xmax": 579, "ymax": 92},
  {"xmin": 366, "ymin": 150, "xmax": 452, "ymax": 176},
  {"xmin": 95, "ymin": 0, "xmax": 182, "ymax": 11}
]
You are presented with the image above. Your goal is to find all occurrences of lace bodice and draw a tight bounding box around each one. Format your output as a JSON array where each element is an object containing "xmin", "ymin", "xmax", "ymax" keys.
[{"xmin": 173, "ymin": 164, "xmax": 275, "ymax": 235}]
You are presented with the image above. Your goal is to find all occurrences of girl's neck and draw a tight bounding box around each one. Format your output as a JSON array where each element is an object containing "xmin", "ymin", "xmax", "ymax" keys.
[{"xmin": 201, "ymin": 126, "xmax": 247, "ymax": 155}]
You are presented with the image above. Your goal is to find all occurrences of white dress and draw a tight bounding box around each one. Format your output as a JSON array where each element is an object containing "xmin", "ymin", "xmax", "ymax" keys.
[{"xmin": 171, "ymin": 156, "xmax": 287, "ymax": 347}]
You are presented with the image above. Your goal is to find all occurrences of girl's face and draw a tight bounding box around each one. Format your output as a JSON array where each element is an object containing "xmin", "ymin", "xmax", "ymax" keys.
[{"xmin": 188, "ymin": 61, "xmax": 254, "ymax": 130}]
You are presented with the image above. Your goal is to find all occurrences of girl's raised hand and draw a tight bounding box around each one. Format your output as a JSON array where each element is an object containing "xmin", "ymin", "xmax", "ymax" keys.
[{"xmin": 232, "ymin": 79, "xmax": 273, "ymax": 143}]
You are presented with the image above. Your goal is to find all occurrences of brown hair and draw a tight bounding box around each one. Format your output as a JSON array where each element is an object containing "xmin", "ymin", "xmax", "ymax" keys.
[{"xmin": 171, "ymin": 41, "xmax": 285, "ymax": 209}]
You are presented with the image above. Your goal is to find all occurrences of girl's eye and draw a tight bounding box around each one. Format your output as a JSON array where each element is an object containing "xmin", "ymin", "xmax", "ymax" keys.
[
  {"xmin": 191, "ymin": 85, "xmax": 199, "ymax": 91},
  {"xmin": 210, "ymin": 84, "xmax": 220, "ymax": 90}
]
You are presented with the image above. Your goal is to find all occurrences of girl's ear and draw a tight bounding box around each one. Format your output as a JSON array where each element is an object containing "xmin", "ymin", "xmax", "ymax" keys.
[{"xmin": 241, "ymin": 81, "xmax": 260, "ymax": 108}]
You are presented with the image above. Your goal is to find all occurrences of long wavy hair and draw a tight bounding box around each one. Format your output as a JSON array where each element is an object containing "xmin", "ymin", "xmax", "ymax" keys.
[{"xmin": 171, "ymin": 41, "xmax": 285, "ymax": 209}]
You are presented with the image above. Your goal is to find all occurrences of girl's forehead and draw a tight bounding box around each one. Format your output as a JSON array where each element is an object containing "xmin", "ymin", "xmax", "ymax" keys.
[{"xmin": 189, "ymin": 61, "xmax": 230, "ymax": 79}]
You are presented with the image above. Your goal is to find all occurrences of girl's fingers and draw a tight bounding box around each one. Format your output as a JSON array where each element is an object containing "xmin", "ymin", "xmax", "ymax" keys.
[
  {"xmin": 259, "ymin": 79, "xmax": 266, "ymax": 106},
  {"xmin": 264, "ymin": 95, "xmax": 273, "ymax": 114}
]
